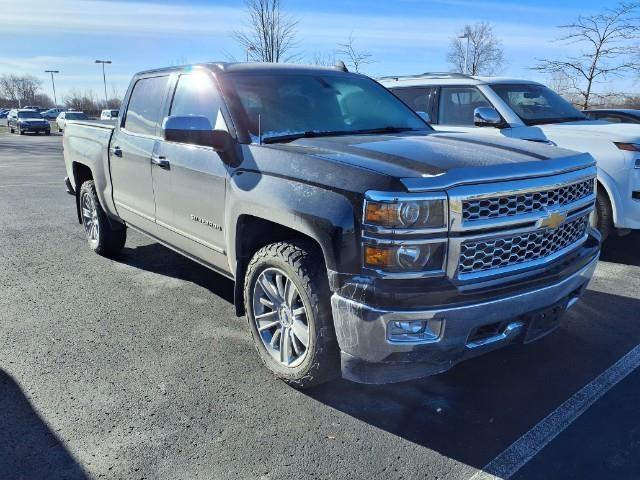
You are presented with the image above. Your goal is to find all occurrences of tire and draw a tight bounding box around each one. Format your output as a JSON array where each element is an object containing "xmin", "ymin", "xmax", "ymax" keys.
[
  {"xmin": 592, "ymin": 189, "xmax": 613, "ymax": 241},
  {"xmin": 79, "ymin": 180, "xmax": 126, "ymax": 257},
  {"xmin": 244, "ymin": 240, "xmax": 340, "ymax": 389},
  {"xmin": 45, "ymin": 130, "xmax": 50, "ymax": 136}
]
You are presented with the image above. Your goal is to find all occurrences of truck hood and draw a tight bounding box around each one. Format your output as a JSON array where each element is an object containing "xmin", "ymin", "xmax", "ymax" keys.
[
  {"xmin": 266, "ymin": 132, "xmax": 593, "ymax": 191},
  {"xmin": 538, "ymin": 120, "xmax": 640, "ymax": 143}
]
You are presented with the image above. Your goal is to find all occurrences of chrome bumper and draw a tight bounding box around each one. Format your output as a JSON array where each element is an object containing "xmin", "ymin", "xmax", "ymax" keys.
[{"xmin": 331, "ymin": 253, "xmax": 599, "ymax": 384}]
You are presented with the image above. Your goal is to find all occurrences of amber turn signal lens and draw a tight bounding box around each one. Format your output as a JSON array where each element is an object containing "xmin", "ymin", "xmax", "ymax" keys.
[
  {"xmin": 365, "ymin": 202, "xmax": 399, "ymax": 225},
  {"xmin": 364, "ymin": 245, "xmax": 395, "ymax": 268}
]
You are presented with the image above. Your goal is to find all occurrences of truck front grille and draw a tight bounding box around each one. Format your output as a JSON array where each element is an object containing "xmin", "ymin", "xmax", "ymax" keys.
[
  {"xmin": 462, "ymin": 178, "xmax": 594, "ymax": 222},
  {"xmin": 458, "ymin": 214, "xmax": 589, "ymax": 275}
]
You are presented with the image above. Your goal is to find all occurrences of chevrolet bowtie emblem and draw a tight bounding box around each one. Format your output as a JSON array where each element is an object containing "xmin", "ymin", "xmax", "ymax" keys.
[{"xmin": 539, "ymin": 211, "xmax": 567, "ymax": 229}]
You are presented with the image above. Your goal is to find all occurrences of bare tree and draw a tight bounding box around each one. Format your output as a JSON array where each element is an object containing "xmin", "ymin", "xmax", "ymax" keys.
[
  {"xmin": 233, "ymin": 0, "xmax": 299, "ymax": 62},
  {"xmin": 312, "ymin": 50, "xmax": 336, "ymax": 67},
  {"xmin": 447, "ymin": 22, "xmax": 505, "ymax": 75},
  {"xmin": 336, "ymin": 34, "xmax": 373, "ymax": 72},
  {"xmin": 0, "ymin": 75, "xmax": 20, "ymax": 106},
  {"xmin": 533, "ymin": 2, "xmax": 640, "ymax": 109}
]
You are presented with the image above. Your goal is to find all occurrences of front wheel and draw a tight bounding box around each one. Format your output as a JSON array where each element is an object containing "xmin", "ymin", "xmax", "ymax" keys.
[
  {"xmin": 244, "ymin": 241, "xmax": 340, "ymax": 389},
  {"xmin": 591, "ymin": 191, "xmax": 613, "ymax": 241},
  {"xmin": 79, "ymin": 180, "xmax": 126, "ymax": 257}
]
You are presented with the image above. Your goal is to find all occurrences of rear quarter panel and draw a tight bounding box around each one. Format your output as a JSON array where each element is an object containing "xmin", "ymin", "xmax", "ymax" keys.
[{"xmin": 63, "ymin": 122, "xmax": 118, "ymax": 216}]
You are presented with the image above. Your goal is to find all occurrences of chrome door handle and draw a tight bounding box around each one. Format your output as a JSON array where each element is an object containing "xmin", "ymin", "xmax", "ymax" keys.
[
  {"xmin": 110, "ymin": 146, "xmax": 122, "ymax": 157},
  {"xmin": 151, "ymin": 155, "xmax": 170, "ymax": 169}
]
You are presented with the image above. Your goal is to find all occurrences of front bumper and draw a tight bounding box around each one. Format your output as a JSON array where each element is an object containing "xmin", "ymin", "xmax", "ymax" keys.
[
  {"xmin": 331, "ymin": 249, "xmax": 599, "ymax": 384},
  {"xmin": 18, "ymin": 123, "xmax": 50, "ymax": 132}
]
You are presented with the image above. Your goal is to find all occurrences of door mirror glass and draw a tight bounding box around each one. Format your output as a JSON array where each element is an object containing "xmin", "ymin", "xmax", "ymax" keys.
[
  {"xmin": 473, "ymin": 107, "xmax": 502, "ymax": 127},
  {"xmin": 162, "ymin": 115, "xmax": 233, "ymax": 151},
  {"xmin": 416, "ymin": 111, "xmax": 431, "ymax": 123}
]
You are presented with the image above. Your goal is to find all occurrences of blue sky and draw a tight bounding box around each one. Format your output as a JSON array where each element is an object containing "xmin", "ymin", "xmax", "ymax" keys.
[{"xmin": 1, "ymin": 0, "xmax": 636, "ymax": 102}]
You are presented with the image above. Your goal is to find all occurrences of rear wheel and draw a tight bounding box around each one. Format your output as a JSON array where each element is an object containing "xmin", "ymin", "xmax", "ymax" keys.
[
  {"xmin": 79, "ymin": 180, "xmax": 126, "ymax": 257},
  {"xmin": 244, "ymin": 241, "xmax": 340, "ymax": 389}
]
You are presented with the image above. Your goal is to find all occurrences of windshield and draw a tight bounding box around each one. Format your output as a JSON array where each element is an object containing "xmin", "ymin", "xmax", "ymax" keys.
[
  {"xmin": 490, "ymin": 84, "xmax": 586, "ymax": 125},
  {"xmin": 66, "ymin": 113, "xmax": 88, "ymax": 120},
  {"xmin": 224, "ymin": 73, "xmax": 429, "ymax": 142},
  {"xmin": 18, "ymin": 111, "xmax": 42, "ymax": 119}
]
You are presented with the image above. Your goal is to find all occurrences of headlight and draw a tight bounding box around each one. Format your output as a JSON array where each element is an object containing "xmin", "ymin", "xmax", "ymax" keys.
[
  {"xmin": 615, "ymin": 142, "xmax": 640, "ymax": 152},
  {"xmin": 364, "ymin": 193, "xmax": 447, "ymax": 229},
  {"xmin": 635, "ymin": 158, "xmax": 640, "ymax": 169},
  {"xmin": 363, "ymin": 241, "xmax": 446, "ymax": 273}
]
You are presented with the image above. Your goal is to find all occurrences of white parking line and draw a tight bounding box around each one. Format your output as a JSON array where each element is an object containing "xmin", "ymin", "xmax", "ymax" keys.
[
  {"xmin": 0, "ymin": 182, "xmax": 60, "ymax": 188},
  {"xmin": 468, "ymin": 344, "xmax": 640, "ymax": 480}
]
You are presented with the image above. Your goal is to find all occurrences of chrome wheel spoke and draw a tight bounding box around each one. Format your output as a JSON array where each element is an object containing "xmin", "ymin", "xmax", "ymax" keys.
[
  {"xmin": 258, "ymin": 273, "xmax": 280, "ymax": 304},
  {"xmin": 290, "ymin": 329, "xmax": 302, "ymax": 356},
  {"xmin": 280, "ymin": 327, "xmax": 292, "ymax": 364},
  {"xmin": 291, "ymin": 318, "xmax": 309, "ymax": 347}
]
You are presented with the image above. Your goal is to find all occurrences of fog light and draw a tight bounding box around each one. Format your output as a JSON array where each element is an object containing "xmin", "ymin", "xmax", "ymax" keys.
[
  {"xmin": 394, "ymin": 320, "xmax": 425, "ymax": 334},
  {"xmin": 388, "ymin": 319, "xmax": 444, "ymax": 343}
]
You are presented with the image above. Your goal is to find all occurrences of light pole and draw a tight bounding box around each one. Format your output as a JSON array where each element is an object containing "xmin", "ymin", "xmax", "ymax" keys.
[
  {"xmin": 458, "ymin": 34, "xmax": 470, "ymax": 75},
  {"xmin": 95, "ymin": 60, "xmax": 112, "ymax": 107},
  {"xmin": 246, "ymin": 46, "xmax": 256, "ymax": 62},
  {"xmin": 44, "ymin": 70, "xmax": 59, "ymax": 106}
]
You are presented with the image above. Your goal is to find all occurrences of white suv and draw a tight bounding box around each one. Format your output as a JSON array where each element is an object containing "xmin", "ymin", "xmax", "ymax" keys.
[{"xmin": 380, "ymin": 73, "xmax": 640, "ymax": 238}]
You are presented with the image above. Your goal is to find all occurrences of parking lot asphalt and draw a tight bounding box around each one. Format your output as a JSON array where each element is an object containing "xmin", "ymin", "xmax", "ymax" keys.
[{"xmin": 1, "ymin": 130, "xmax": 639, "ymax": 480}]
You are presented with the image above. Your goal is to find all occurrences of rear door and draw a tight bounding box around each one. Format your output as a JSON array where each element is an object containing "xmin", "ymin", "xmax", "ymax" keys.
[
  {"xmin": 152, "ymin": 71, "xmax": 229, "ymax": 260},
  {"xmin": 110, "ymin": 75, "xmax": 171, "ymax": 225}
]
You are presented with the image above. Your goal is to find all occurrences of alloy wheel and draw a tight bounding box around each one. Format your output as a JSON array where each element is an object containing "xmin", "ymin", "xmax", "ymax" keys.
[
  {"xmin": 252, "ymin": 267, "xmax": 310, "ymax": 367},
  {"xmin": 81, "ymin": 191, "xmax": 99, "ymax": 244}
]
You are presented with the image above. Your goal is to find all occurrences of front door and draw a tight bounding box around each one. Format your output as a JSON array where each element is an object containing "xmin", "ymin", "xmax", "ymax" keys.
[{"xmin": 152, "ymin": 71, "xmax": 228, "ymax": 261}]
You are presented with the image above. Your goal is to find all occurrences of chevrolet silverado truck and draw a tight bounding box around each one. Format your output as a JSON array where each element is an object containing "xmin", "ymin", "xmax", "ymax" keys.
[
  {"xmin": 63, "ymin": 63, "xmax": 600, "ymax": 388},
  {"xmin": 380, "ymin": 73, "xmax": 640, "ymax": 239}
]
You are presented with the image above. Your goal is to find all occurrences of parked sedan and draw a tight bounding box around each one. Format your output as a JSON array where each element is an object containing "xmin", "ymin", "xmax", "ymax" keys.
[
  {"xmin": 41, "ymin": 107, "xmax": 66, "ymax": 120},
  {"xmin": 583, "ymin": 109, "xmax": 640, "ymax": 124},
  {"xmin": 8, "ymin": 109, "xmax": 51, "ymax": 135},
  {"xmin": 56, "ymin": 111, "xmax": 89, "ymax": 132}
]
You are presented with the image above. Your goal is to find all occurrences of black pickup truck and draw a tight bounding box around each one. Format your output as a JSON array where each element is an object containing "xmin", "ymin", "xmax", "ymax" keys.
[{"xmin": 63, "ymin": 62, "xmax": 600, "ymax": 388}]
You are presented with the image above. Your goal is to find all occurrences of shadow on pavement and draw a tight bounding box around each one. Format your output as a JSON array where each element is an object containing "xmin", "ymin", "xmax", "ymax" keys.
[
  {"xmin": 0, "ymin": 370, "xmax": 88, "ymax": 480},
  {"xmin": 117, "ymin": 243, "xmax": 235, "ymax": 304},
  {"xmin": 600, "ymin": 231, "xmax": 640, "ymax": 267},
  {"xmin": 304, "ymin": 289, "xmax": 640, "ymax": 471}
]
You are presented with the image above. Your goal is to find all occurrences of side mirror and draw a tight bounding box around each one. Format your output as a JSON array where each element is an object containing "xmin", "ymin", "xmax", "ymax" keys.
[
  {"xmin": 416, "ymin": 111, "xmax": 431, "ymax": 123},
  {"xmin": 473, "ymin": 107, "xmax": 502, "ymax": 127},
  {"xmin": 162, "ymin": 115, "xmax": 234, "ymax": 151}
]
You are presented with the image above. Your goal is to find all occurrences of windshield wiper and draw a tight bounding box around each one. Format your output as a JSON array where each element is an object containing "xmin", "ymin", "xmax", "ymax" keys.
[
  {"xmin": 262, "ymin": 126, "xmax": 420, "ymax": 144},
  {"xmin": 262, "ymin": 130, "xmax": 353, "ymax": 144},
  {"xmin": 526, "ymin": 116, "xmax": 587, "ymax": 126}
]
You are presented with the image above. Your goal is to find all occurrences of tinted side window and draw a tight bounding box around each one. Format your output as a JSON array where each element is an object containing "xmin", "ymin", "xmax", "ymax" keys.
[
  {"xmin": 170, "ymin": 73, "xmax": 224, "ymax": 129},
  {"xmin": 439, "ymin": 87, "xmax": 491, "ymax": 126},
  {"xmin": 598, "ymin": 115, "xmax": 623, "ymax": 123},
  {"xmin": 124, "ymin": 76, "xmax": 169, "ymax": 136},
  {"xmin": 393, "ymin": 87, "xmax": 434, "ymax": 115}
]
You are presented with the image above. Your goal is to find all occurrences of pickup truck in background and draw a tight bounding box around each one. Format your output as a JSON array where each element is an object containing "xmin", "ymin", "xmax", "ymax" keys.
[
  {"xmin": 380, "ymin": 74, "xmax": 640, "ymax": 239},
  {"xmin": 63, "ymin": 63, "xmax": 600, "ymax": 388}
]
